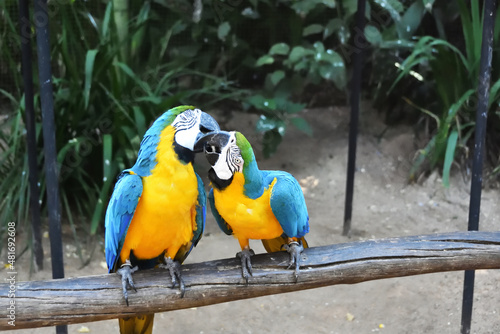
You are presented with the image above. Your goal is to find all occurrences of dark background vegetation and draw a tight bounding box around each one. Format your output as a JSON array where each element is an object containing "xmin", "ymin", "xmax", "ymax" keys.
[{"xmin": 0, "ymin": 0, "xmax": 499, "ymax": 266}]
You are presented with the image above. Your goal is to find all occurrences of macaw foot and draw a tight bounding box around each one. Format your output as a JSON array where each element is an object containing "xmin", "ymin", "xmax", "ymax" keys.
[
  {"xmin": 283, "ymin": 240, "xmax": 304, "ymax": 281},
  {"xmin": 236, "ymin": 248, "xmax": 255, "ymax": 283},
  {"xmin": 159, "ymin": 257, "xmax": 185, "ymax": 297},
  {"xmin": 116, "ymin": 262, "xmax": 139, "ymax": 306}
]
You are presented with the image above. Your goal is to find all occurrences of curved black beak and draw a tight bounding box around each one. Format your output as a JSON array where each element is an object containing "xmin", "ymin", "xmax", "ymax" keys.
[
  {"xmin": 194, "ymin": 131, "xmax": 219, "ymax": 153},
  {"xmin": 203, "ymin": 132, "xmax": 231, "ymax": 166},
  {"xmin": 193, "ymin": 112, "xmax": 221, "ymax": 153}
]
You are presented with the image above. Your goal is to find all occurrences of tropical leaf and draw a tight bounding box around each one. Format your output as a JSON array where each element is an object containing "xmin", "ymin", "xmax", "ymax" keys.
[
  {"xmin": 442, "ymin": 130, "xmax": 458, "ymax": 188},
  {"xmin": 365, "ymin": 25, "xmax": 383, "ymax": 46},
  {"xmin": 256, "ymin": 55, "xmax": 274, "ymax": 66},
  {"xmin": 269, "ymin": 43, "xmax": 290, "ymax": 55},
  {"xmin": 371, "ymin": 0, "xmax": 404, "ymax": 22},
  {"xmin": 256, "ymin": 115, "xmax": 286, "ymax": 135},
  {"xmin": 288, "ymin": 46, "xmax": 308, "ymax": 63},
  {"xmin": 270, "ymin": 70, "xmax": 285, "ymax": 86},
  {"xmin": 303, "ymin": 24, "xmax": 324, "ymax": 36},
  {"xmin": 83, "ymin": 49, "xmax": 98, "ymax": 110},
  {"xmin": 396, "ymin": 1, "xmax": 425, "ymax": 40},
  {"xmin": 488, "ymin": 78, "xmax": 500, "ymax": 108},
  {"xmin": 217, "ymin": 22, "xmax": 231, "ymax": 41},
  {"xmin": 290, "ymin": 117, "xmax": 313, "ymax": 136}
]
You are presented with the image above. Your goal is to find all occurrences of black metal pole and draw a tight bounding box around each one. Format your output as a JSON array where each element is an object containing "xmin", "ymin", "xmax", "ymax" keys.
[
  {"xmin": 461, "ymin": 1, "xmax": 496, "ymax": 333},
  {"xmin": 32, "ymin": 0, "xmax": 67, "ymax": 333},
  {"xmin": 18, "ymin": 0, "xmax": 44, "ymax": 270},
  {"xmin": 343, "ymin": 0, "xmax": 366, "ymax": 236}
]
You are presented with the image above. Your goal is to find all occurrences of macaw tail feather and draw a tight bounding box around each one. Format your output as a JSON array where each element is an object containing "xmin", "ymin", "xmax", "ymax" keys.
[
  {"xmin": 261, "ymin": 236, "xmax": 309, "ymax": 253},
  {"xmin": 119, "ymin": 314, "xmax": 154, "ymax": 334}
]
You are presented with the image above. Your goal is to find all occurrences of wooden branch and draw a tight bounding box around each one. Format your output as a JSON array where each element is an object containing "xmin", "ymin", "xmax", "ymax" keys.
[{"xmin": 2, "ymin": 231, "xmax": 500, "ymax": 330}]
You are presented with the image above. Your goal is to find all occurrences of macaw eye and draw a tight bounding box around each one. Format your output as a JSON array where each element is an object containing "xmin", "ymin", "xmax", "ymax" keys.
[{"xmin": 234, "ymin": 157, "xmax": 242, "ymax": 164}]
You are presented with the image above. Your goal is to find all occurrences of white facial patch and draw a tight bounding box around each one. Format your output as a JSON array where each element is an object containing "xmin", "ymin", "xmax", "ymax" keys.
[
  {"xmin": 172, "ymin": 109, "xmax": 202, "ymax": 150},
  {"xmin": 212, "ymin": 132, "xmax": 243, "ymax": 180}
]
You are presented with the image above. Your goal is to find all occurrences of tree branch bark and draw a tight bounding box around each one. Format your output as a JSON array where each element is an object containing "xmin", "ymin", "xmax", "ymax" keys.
[{"xmin": 2, "ymin": 231, "xmax": 500, "ymax": 330}]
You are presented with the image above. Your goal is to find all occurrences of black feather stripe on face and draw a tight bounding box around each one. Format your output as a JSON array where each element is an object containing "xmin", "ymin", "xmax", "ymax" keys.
[
  {"xmin": 173, "ymin": 109, "xmax": 198, "ymax": 131},
  {"xmin": 227, "ymin": 149, "xmax": 238, "ymax": 174},
  {"xmin": 226, "ymin": 139, "xmax": 241, "ymax": 174},
  {"xmin": 170, "ymin": 109, "xmax": 200, "ymax": 163}
]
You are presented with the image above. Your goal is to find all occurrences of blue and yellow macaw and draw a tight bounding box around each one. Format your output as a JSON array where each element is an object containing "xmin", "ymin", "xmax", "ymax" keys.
[
  {"xmin": 202, "ymin": 131, "xmax": 309, "ymax": 281},
  {"xmin": 105, "ymin": 106, "xmax": 219, "ymax": 334}
]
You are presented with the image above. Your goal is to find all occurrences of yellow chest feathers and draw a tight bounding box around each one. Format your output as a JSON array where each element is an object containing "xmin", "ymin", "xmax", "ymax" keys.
[
  {"xmin": 213, "ymin": 173, "xmax": 283, "ymax": 240},
  {"xmin": 121, "ymin": 125, "xmax": 199, "ymax": 261}
]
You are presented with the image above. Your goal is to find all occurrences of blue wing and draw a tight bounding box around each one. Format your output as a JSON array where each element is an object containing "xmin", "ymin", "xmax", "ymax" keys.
[
  {"xmin": 208, "ymin": 188, "xmax": 233, "ymax": 235},
  {"xmin": 105, "ymin": 170, "xmax": 143, "ymax": 273},
  {"xmin": 175, "ymin": 172, "xmax": 207, "ymax": 263},
  {"xmin": 192, "ymin": 172, "xmax": 207, "ymax": 247},
  {"xmin": 265, "ymin": 171, "xmax": 309, "ymax": 239}
]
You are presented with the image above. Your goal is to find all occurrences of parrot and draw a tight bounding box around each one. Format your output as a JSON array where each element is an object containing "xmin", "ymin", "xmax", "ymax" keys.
[
  {"xmin": 202, "ymin": 130, "xmax": 309, "ymax": 281},
  {"xmin": 104, "ymin": 106, "xmax": 219, "ymax": 334}
]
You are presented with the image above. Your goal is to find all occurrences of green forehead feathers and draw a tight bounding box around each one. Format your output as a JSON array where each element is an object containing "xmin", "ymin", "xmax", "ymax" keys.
[
  {"xmin": 235, "ymin": 132, "xmax": 255, "ymax": 166},
  {"xmin": 164, "ymin": 105, "xmax": 196, "ymax": 124}
]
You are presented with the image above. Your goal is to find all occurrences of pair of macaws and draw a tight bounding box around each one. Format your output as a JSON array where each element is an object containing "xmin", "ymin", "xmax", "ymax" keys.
[{"xmin": 105, "ymin": 106, "xmax": 309, "ymax": 334}]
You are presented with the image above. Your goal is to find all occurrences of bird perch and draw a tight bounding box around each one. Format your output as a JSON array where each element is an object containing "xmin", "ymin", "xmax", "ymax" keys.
[{"xmin": 2, "ymin": 231, "xmax": 500, "ymax": 330}]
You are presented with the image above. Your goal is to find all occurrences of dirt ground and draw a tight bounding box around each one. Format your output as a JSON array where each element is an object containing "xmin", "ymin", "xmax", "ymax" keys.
[{"xmin": 5, "ymin": 105, "xmax": 500, "ymax": 334}]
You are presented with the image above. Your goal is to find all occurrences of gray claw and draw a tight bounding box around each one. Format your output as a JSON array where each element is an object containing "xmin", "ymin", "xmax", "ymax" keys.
[
  {"xmin": 236, "ymin": 248, "xmax": 255, "ymax": 283},
  {"xmin": 283, "ymin": 241, "xmax": 304, "ymax": 281},
  {"xmin": 117, "ymin": 264, "xmax": 139, "ymax": 306},
  {"xmin": 160, "ymin": 257, "xmax": 185, "ymax": 297}
]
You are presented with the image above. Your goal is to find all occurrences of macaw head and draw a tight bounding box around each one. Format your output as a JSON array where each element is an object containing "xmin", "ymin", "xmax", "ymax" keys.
[
  {"xmin": 134, "ymin": 106, "xmax": 220, "ymax": 174},
  {"xmin": 203, "ymin": 131, "xmax": 256, "ymax": 189},
  {"xmin": 169, "ymin": 107, "xmax": 220, "ymax": 153}
]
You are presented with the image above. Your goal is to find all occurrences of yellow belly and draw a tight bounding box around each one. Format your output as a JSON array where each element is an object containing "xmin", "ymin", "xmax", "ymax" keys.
[
  {"xmin": 213, "ymin": 173, "xmax": 283, "ymax": 241},
  {"xmin": 120, "ymin": 126, "xmax": 199, "ymax": 262}
]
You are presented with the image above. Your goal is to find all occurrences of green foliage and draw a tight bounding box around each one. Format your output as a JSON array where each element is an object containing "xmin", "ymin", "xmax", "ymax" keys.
[
  {"xmin": 370, "ymin": 0, "xmax": 426, "ymax": 41},
  {"xmin": 0, "ymin": 97, "xmax": 30, "ymax": 234},
  {"xmin": 48, "ymin": 0, "xmax": 241, "ymax": 239},
  {"xmin": 0, "ymin": 0, "xmax": 244, "ymax": 254},
  {"xmin": 244, "ymin": 94, "xmax": 307, "ymax": 157},
  {"xmin": 367, "ymin": 0, "xmax": 500, "ymax": 185},
  {"xmin": 235, "ymin": 0, "xmax": 354, "ymax": 154},
  {"xmin": 364, "ymin": 0, "xmax": 427, "ymax": 111},
  {"xmin": 0, "ymin": 3, "xmax": 31, "ymax": 245},
  {"xmin": 251, "ymin": 38, "xmax": 346, "ymax": 155}
]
